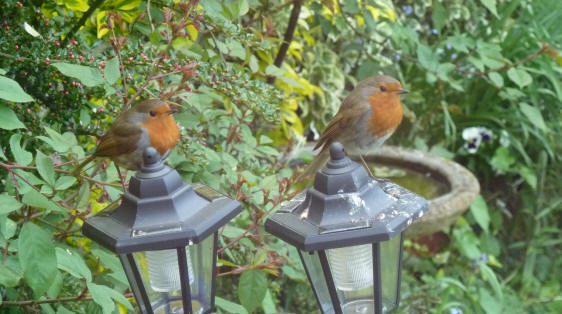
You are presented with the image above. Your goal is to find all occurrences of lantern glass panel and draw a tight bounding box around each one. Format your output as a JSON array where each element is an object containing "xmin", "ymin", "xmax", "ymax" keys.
[
  {"xmin": 126, "ymin": 234, "xmax": 216, "ymax": 314},
  {"xmin": 325, "ymin": 244, "xmax": 374, "ymax": 314},
  {"xmin": 379, "ymin": 233, "xmax": 403, "ymax": 312},
  {"xmin": 299, "ymin": 250, "xmax": 334, "ymax": 313}
]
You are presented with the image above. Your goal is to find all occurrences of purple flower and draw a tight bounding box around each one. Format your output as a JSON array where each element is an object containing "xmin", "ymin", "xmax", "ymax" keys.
[
  {"xmin": 446, "ymin": 42, "xmax": 452, "ymax": 50},
  {"xmin": 479, "ymin": 253, "xmax": 488, "ymax": 262},
  {"xmin": 437, "ymin": 48, "xmax": 444, "ymax": 55},
  {"xmin": 431, "ymin": 28, "xmax": 438, "ymax": 35},
  {"xmin": 394, "ymin": 54, "xmax": 401, "ymax": 61},
  {"xmin": 402, "ymin": 5, "xmax": 413, "ymax": 16},
  {"xmin": 451, "ymin": 53, "xmax": 458, "ymax": 59}
]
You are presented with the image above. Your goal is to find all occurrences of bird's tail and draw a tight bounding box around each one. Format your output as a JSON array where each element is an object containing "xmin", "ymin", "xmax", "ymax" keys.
[
  {"xmin": 294, "ymin": 148, "xmax": 330, "ymax": 183},
  {"xmin": 71, "ymin": 155, "xmax": 96, "ymax": 177}
]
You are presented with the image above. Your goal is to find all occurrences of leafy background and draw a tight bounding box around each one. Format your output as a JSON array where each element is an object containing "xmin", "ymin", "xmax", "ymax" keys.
[{"xmin": 0, "ymin": 0, "xmax": 560, "ymax": 313}]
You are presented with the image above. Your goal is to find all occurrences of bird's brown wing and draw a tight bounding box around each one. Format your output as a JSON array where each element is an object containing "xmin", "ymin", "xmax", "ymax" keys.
[
  {"xmin": 94, "ymin": 123, "xmax": 142, "ymax": 157},
  {"xmin": 314, "ymin": 95, "xmax": 371, "ymax": 151}
]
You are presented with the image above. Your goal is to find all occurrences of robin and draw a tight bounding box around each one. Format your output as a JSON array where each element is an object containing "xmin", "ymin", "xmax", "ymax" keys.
[
  {"xmin": 297, "ymin": 75, "xmax": 408, "ymax": 180},
  {"xmin": 72, "ymin": 99, "xmax": 180, "ymax": 179}
]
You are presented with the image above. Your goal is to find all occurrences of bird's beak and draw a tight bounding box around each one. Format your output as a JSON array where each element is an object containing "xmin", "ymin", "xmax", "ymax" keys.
[
  {"xmin": 396, "ymin": 89, "xmax": 409, "ymax": 94},
  {"xmin": 167, "ymin": 106, "xmax": 181, "ymax": 115}
]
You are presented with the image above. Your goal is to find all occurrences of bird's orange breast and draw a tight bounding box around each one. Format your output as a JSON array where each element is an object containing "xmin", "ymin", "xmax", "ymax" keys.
[
  {"xmin": 142, "ymin": 116, "xmax": 180, "ymax": 155},
  {"xmin": 367, "ymin": 93, "xmax": 403, "ymax": 138}
]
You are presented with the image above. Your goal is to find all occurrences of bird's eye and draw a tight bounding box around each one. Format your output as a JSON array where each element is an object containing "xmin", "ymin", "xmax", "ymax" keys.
[
  {"xmin": 380, "ymin": 86, "xmax": 387, "ymax": 92},
  {"xmin": 149, "ymin": 111, "xmax": 156, "ymax": 117}
]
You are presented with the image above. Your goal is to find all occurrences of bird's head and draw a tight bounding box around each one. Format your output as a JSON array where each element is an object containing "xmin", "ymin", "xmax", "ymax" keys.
[
  {"xmin": 125, "ymin": 99, "xmax": 179, "ymax": 125},
  {"xmin": 357, "ymin": 75, "xmax": 408, "ymax": 100}
]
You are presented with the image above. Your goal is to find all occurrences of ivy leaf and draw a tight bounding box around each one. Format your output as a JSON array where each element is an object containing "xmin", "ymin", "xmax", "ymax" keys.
[
  {"xmin": 0, "ymin": 194, "xmax": 22, "ymax": 215},
  {"xmin": 0, "ymin": 76, "xmax": 34, "ymax": 102},
  {"xmin": 18, "ymin": 222, "xmax": 58, "ymax": 297},
  {"xmin": 507, "ymin": 68, "xmax": 532, "ymax": 88},
  {"xmin": 56, "ymin": 247, "xmax": 92, "ymax": 282},
  {"xmin": 36, "ymin": 151, "xmax": 55, "ymax": 187},
  {"xmin": 104, "ymin": 57, "xmax": 120, "ymax": 85},
  {"xmin": 51, "ymin": 63, "xmax": 105, "ymax": 87},
  {"xmin": 470, "ymin": 195, "xmax": 490, "ymax": 233},
  {"xmin": 10, "ymin": 134, "xmax": 33, "ymax": 166},
  {"xmin": 479, "ymin": 0, "xmax": 499, "ymax": 18},
  {"xmin": 519, "ymin": 102, "xmax": 548, "ymax": 131},
  {"xmin": 0, "ymin": 105, "xmax": 26, "ymax": 130},
  {"xmin": 238, "ymin": 270, "xmax": 267, "ymax": 313},
  {"xmin": 87, "ymin": 282, "xmax": 133, "ymax": 314}
]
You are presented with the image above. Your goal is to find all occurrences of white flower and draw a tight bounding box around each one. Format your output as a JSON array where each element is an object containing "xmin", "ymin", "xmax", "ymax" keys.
[
  {"xmin": 450, "ymin": 308, "xmax": 463, "ymax": 314},
  {"xmin": 462, "ymin": 127, "xmax": 493, "ymax": 153}
]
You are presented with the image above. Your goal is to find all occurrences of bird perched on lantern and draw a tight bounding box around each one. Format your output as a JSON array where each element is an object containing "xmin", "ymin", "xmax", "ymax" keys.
[
  {"xmin": 72, "ymin": 99, "xmax": 180, "ymax": 183},
  {"xmin": 297, "ymin": 75, "xmax": 408, "ymax": 181}
]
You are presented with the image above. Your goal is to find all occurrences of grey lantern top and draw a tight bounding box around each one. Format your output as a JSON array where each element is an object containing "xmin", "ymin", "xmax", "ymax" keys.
[
  {"xmin": 265, "ymin": 142, "xmax": 428, "ymax": 251},
  {"xmin": 82, "ymin": 147, "xmax": 241, "ymax": 254}
]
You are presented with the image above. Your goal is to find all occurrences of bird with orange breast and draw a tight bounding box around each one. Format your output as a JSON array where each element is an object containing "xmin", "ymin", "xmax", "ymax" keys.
[
  {"xmin": 72, "ymin": 99, "xmax": 180, "ymax": 180},
  {"xmin": 297, "ymin": 75, "xmax": 408, "ymax": 181}
]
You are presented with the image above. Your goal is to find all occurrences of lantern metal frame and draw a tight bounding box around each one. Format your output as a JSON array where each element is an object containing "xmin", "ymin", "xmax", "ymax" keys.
[
  {"xmin": 265, "ymin": 143, "xmax": 428, "ymax": 314},
  {"xmin": 82, "ymin": 147, "xmax": 241, "ymax": 314}
]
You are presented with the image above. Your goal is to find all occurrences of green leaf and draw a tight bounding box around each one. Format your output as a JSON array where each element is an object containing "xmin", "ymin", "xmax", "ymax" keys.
[
  {"xmin": 479, "ymin": 0, "xmax": 498, "ymax": 17},
  {"xmin": 87, "ymin": 282, "xmax": 133, "ymax": 314},
  {"xmin": 238, "ymin": 0, "xmax": 249, "ymax": 16},
  {"xmin": 104, "ymin": 57, "xmax": 120, "ymax": 85},
  {"xmin": 0, "ymin": 263, "xmax": 21, "ymax": 287},
  {"xmin": 265, "ymin": 64, "xmax": 284, "ymax": 77},
  {"xmin": 488, "ymin": 72, "xmax": 504, "ymax": 87},
  {"xmin": 431, "ymin": 3, "xmax": 447, "ymax": 33},
  {"xmin": 76, "ymin": 182, "xmax": 91, "ymax": 212},
  {"xmin": 36, "ymin": 151, "xmax": 55, "ymax": 187},
  {"xmin": 10, "ymin": 134, "xmax": 33, "ymax": 166},
  {"xmin": 215, "ymin": 296, "xmax": 249, "ymax": 314},
  {"xmin": 416, "ymin": 44, "xmax": 438, "ymax": 71},
  {"xmin": 238, "ymin": 270, "xmax": 267, "ymax": 313},
  {"xmin": 37, "ymin": 126, "xmax": 73, "ymax": 153},
  {"xmin": 51, "ymin": 63, "xmax": 105, "ymax": 87},
  {"xmin": 47, "ymin": 271, "xmax": 63, "ymax": 299},
  {"xmin": 518, "ymin": 165, "xmax": 537, "ymax": 189},
  {"xmin": 91, "ymin": 248, "xmax": 128, "ymax": 285},
  {"xmin": 249, "ymin": 55, "xmax": 259, "ymax": 73},
  {"xmin": 56, "ymin": 247, "xmax": 92, "ymax": 281},
  {"xmin": 79, "ymin": 107, "xmax": 91, "ymax": 126},
  {"xmin": 18, "ymin": 222, "xmax": 58, "ymax": 297},
  {"xmin": 22, "ymin": 189, "xmax": 63, "ymax": 213},
  {"xmin": 519, "ymin": 102, "xmax": 547, "ymax": 131},
  {"xmin": 0, "ymin": 194, "xmax": 22, "ymax": 215},
  {"xmin": 479, "ymin": 288, "xmax": 503, "ymax": 314},
  {"xmin": 0, "ymin": 216, "xmax": 17, "ymax": 239},
  {"xmin": 0, "ymin": 76, "xmax": 34, "ymax": 102},
  {"xmin": 55, "ymin": 176, "xmax": 77, "ymax": 190},
  {"xmin": 490, "ymin": 146, "xmax": 515, "ymax": 172},
  {"xmin": 0, "ymin": 105, "xmax": 26, "ymax": 130},
  {"xmin": 470, "ymin": 195, "xmax": 490, "ymax": 233},
  {"xmin": 507, "ymin": 68, "xmax": 532, "ymax": 88},
  {"xmin": 262, "ymin": 290, "xmax": 277, "ymax": 314},
  {"xmin": 480, "ymin": 263, "xmax": 504, "ymax": 299}
]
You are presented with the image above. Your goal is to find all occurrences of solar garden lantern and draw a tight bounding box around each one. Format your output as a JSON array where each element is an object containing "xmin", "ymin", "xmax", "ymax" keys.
[
  {"xmin": 82, "ymin": 147, "xmax": 241, "ymax": 314},
  {"xmin": 265, "ymin": 142, "xmax": 428, "ymax": 314}
]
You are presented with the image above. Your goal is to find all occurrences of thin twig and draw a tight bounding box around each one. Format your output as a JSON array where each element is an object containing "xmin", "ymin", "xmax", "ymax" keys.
[{"xmin": 1, "ymin": 293, "xmax": 134, "ymax": 307}]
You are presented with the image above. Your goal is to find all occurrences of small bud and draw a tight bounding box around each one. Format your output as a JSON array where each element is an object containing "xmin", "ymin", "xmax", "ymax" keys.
[{"xmin": 14, "ymin": 45, "xmax": 19, "ymax": 50}]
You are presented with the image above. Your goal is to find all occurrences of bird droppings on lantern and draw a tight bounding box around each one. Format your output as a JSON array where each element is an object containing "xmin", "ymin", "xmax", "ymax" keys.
[
  {"xmin": 82, "ymin": 147, "xmax": 241, "ymax": 314},
  {"xmin": 266, "ymin": 142, "xmax": 428, "ymax": 314}
]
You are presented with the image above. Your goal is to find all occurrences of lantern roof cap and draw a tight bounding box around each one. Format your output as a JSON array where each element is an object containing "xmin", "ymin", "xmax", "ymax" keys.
[
  {"xmin": 82, "ymin": 147, "xmax": 241, "ymax": 253},
  {"xmin": 265, "ymin": 142, "xmax": 428, "ymax": 251}
]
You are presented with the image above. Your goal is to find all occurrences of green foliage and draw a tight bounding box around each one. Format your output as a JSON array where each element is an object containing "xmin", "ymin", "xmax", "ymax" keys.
[{"xmin": 0, "ymin": 0, "xmax": 560, "ymax": 313}]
